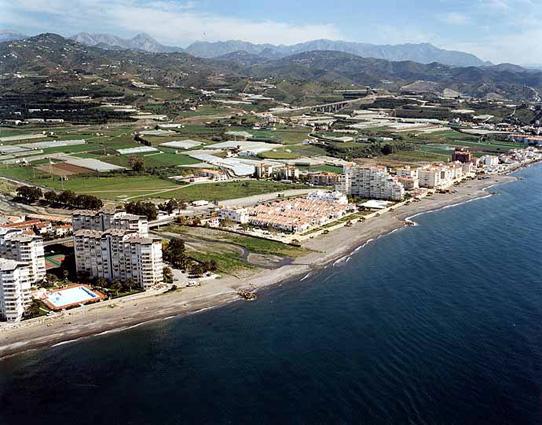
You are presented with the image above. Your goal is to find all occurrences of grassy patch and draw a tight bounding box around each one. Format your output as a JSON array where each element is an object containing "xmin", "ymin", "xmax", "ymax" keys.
[
  {"xmin": 157, "ymin": 180, "xmax": 308, "ymax": 202},
  {"xmin": 190, "ymin": 250, "xmax": 251, "ymax": 274},
  {"xmin": 225, "ymin": 234, "xmax": 306, "ymax": 257}
]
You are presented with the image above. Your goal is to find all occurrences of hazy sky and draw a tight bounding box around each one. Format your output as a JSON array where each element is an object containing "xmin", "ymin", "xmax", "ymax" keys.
[{"xmin": 1, "ymin": 0, "xmax": 540, "ymax": 64}]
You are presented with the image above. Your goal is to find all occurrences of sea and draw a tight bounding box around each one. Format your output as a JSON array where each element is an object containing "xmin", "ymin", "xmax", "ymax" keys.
[{"xmin": 1, "ymin": 164, "xmax": 542, "ymax": 425}]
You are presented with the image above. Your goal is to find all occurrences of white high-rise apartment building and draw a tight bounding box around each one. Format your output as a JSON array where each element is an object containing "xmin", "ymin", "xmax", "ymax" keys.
[
  {"xmin": 0, "ymin": 228, "xmax": 46, "ymax": 283},
  {"xmin": 74, "ymin": 229, "xmax": 163, "ymax": 289},
  {"xmin": 0, "ymin": 258, "xmax": 32, "ymax": 322},
  {"xmin": 72, "ymin": 208, "xmax": 149, "ymax": 236},
  {"xmin": 338, "ymin": 165, "xmax": 405, "ymax": 201}
]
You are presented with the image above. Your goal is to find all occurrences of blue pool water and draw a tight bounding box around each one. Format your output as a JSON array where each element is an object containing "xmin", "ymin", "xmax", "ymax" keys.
[{"xmin": 1, "ymin": 165, "xmax": 542, "ymax": 425}]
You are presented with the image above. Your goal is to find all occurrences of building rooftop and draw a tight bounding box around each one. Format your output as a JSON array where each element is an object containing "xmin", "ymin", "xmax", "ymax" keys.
[{"xmin": 0, "ymin": 258, "xmax": 26, "ymax": 272}]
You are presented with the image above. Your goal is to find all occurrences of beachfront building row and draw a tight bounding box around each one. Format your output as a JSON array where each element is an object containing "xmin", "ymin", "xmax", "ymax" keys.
[
  {"xmin": 338, "ymin": 165, "xmax": 405, "ymax": 201},
  {"xmin": 0, "ymin": 258, "xmax": 32, "ymax": 322},
  {"xmin": 0, "ymin": 228, "xmax": 46, "ymax": 322},
  {"xmin": 72, "ymin": 208, "xmax": 149, "ymax": 237},
  {"xmin": 396, "ymin": 162, "xmax": 475, "ymax": 190},
  {"xmin": 74, "ymin": 229, "xmax": 163, "ymax": 289},
  {"xmin": 0, "ymin": 228, "xmax": 46, "ymax": 283}
]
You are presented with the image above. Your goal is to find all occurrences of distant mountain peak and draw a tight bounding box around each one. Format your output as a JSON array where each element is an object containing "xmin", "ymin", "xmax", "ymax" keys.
[
  {"xmin": 0, "ymin": 29, "xmax": 28, "ymax": 43},
  {"xmin": 185, "ymin": 39, "xmax": 491, "ymax": 67},
  {"xmin": 70, "ymin": 32, "xmax": 182, "ymax": 53}
]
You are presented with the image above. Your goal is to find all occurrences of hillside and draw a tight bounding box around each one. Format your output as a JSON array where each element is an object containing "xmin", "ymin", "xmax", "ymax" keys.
[
  {"xmin": 71, "ymin": 32, "xmax": 183, "ymax": 53},
  {"xmin": 0, "ymin": 33, "xmax": 235, "ymax": 90},
  {"xmin": 245, "ymin": 51, "xmax": 542, "ymax": 101},
  {"xmin": 1, "ymin": 34, "xmax": 542, "ymax": 102}
]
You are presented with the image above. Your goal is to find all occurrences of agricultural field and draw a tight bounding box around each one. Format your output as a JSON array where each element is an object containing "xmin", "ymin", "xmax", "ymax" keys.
[{"xmin": 81, "ymin": 152, "xmax": 201, "ymax": 168}]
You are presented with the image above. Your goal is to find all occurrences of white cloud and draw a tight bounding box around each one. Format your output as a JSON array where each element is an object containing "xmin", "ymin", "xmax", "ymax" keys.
[
  {"xmin": 439, "ymin": 12, "xmax": 470, "ymax": 25},
  {"xmin": 0, "ymin": 0, "xmax": 342, "ymax": 45}
]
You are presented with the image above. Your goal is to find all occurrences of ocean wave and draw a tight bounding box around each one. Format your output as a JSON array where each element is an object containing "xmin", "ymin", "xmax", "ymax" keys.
[
  {"xmin": 300, "ymin": 273, "xmax": 312, "ymax": 282},
  {"xmin": 51, "ymin": 337, "xmax": 85, "ymax": 348},
  {"xmin": 405, "ymin": 193, "xmax": 493, "ymax": 225}
]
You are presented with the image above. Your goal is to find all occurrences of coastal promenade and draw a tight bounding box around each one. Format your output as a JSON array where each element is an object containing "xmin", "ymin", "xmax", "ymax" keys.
[{"xmin": 0, "ymin": 173, "xmax": 516, "ymax": 359}]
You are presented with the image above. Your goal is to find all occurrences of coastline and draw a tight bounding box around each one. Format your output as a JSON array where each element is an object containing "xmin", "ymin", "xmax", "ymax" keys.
[{"xmin": 0, "ymin": 171, "xmax": 522, "ymax": 360}]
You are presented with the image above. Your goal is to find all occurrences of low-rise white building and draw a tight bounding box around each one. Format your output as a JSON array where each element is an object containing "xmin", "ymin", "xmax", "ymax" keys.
[
  {"xmin": 479, "ymin": 155, "xmax": 500, "ymax": 167},
  {"xmin": 0, "ymin": 258, "xmax": 32, "ymax": 322},
  {"xmin": 306, "ymin": 190, "xmax": 348, "ymax": 204},
  {"xmin": 219, "ymin": 208, "xmax": 250, "ymax": 224}
]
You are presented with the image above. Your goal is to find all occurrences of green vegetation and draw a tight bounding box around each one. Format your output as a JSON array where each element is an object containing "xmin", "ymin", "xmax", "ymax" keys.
[
  {"xmin": 260, "ymin": 149, "xmax": 300, "ymax": 159},
  {"xmin": 225, "ymin": 234, "xmax": 306, "ymax": 257},
  {"xmin": 189, "ymin": 250, "xmax": 251, "ymax": 274},
  {"xmin": 158, "ymin": 180, "xmax": 308, "ymax": 202},
  {"xmin": 83, "ymin": 152, "xmax": 200, "ymax": 168}
]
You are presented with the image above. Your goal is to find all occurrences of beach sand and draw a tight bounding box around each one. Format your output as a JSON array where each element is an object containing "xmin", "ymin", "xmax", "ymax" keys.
[{"xmin": 0, "ymin": 174, "xmax": 515, "ymax": 359}]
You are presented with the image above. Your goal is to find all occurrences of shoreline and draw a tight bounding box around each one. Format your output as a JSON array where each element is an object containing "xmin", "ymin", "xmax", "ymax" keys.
[{"xmin": 0, "ymin": 171, "xmax": 525, "ymax": 360}]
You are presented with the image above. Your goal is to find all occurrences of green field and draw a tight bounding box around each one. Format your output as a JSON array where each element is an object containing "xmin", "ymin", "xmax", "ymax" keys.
[
  {"xmin": 151, "ymin": 180, "xmax": 308, "ymax": 202},
  {"xmin": 189, "ymin": 250, "xmax": 252, "ymax": 273},
  {"xmin": 0, "ymin": 168, "xmax": 179, "ymax": 200},
  {"xmin": 0, "ymin": 165, "xmax": 309, "ymax": 201},
  {"xmin": 259, "ymin": 149, "xmax": 300, "ymax": 159},
  {"xmin": 81, "ymin": 152, "xmax": 201, "ymax": 168},
  {"xmin": 224, "ymin": 234, "xmax": 306, "ymax": 257}
]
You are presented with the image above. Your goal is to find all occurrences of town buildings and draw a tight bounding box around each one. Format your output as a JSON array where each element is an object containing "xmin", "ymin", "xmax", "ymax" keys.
[
  {"xmin": 72, "ymin": 208, "xmax": 149, "ymax": 236},
  {"xmin": 72, "ymin": 209, "xmax": 162, "ymax": 288},
  {"xmin": 73, "ymin": 229, "xmax": 163, "ymax": 289},
  {"xmin": 338, "ymin": 165, "xmax": 405, "ymax": 201},
  {"xmin": 218, "ymin": 191, "xmax": 352, "ymax": 233},
  {"xmin": 254, "ymin": 163, "xmax": 300, "ymax": 181},
  {"xmin": 0, "ymin": 258, "xmax": 32, "ymax": 322},
  {"xmin": 219, "ymin": 208, "xmax": 250, "ymax": 224},
  {"xmin": 479, "ymin": 155, "xmax": 500, "ymax": 167},
  {"xmin": 418, "ymin": 165, "xmax": 452, "ymax": 189},
  {"xmin": 0, "ymin": 228, "xmax": 46, "ymax": 283},
  {"xmin": 452, "ymin": 147, "xmax": 473, "ymax": 163},
  {"xmin": 308, "ymin": 172, "xmax": 342, "ymax": 187}
]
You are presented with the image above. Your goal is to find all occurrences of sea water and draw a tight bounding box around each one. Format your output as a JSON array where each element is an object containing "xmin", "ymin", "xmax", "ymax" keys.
[{"xmin": 1, "ymin": 165, "xmax": 542, "ymax": 425}]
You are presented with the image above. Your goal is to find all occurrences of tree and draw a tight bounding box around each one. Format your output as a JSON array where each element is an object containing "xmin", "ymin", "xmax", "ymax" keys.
[
  {"xmin": 128, "ymin": 155, "xmax": 145, "ymax": 173},
  {"xmin": 16, "ymin": 186, "xmax": 42, "ymax": 203},
  {"xmin": 203, "ymin": 260, "xmax": 217, "ymax": 273},
  {"xmin": 381, "ymin": 144, "xmax": 394, "ymax": 155},
  {"xmin": 44, "ymin": 191, "xmax": 58, "ymax": 205},
  {"xmin": 124, "ymin": 278, "xmax": 136, "ymax": 292},
  {"xmin": 58, "ymin": 190, "xmax": 77, "ymax": 207},
  {"xmin": 95, "ymin": 277, "xmax": 108, "ymax": 288},
  {"xmin": 163, "ymin": 238, "xmax": 186, "ymax": 268},
  {"xmin": 163, "ymin": 266, "xmax": 174, "ymax": 283},
  {"xmin": 125, "ymin": 201, "xmax": 158, "ymax": 221},
  {"xmin": 189, "ymin": 263, "xmax": 205, "ymax": 277},
  {"xmin": 75, "ymin": 194, "xmax": 103, "ymax": 210},
  {"xmin": 165, "ymin": 199, "xmax": 179, "ymax": 214}
]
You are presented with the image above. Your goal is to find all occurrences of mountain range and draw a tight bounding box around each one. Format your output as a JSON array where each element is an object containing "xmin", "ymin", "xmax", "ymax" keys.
[
  {"xmin": 70, "ymin": 32, "xmax": 182, "ymax": 53},
  {"xmin": 1, "ymin": 33, "xmax": 541, "ymax": 102},
  {"xmin": 69, "ymin": 32, "xmax": 490, "ymax": 67},
  {"xmin": 0, "ymin": 30, "xmax": 27, "ymax": 43},
  {"xmin": 185, "ymin": 39, "xmax": 492, "ymax": 67}
]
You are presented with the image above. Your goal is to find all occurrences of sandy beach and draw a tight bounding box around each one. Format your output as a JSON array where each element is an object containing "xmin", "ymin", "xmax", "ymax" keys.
[{"xmin": 0, "ymin": 173, "xmax": 517, "ymax": 360}]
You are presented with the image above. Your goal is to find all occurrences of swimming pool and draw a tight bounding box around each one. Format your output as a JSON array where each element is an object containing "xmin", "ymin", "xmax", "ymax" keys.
[{"xmin": 46, "ymin": 286, "xmax": 100, "ymax": 309}]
